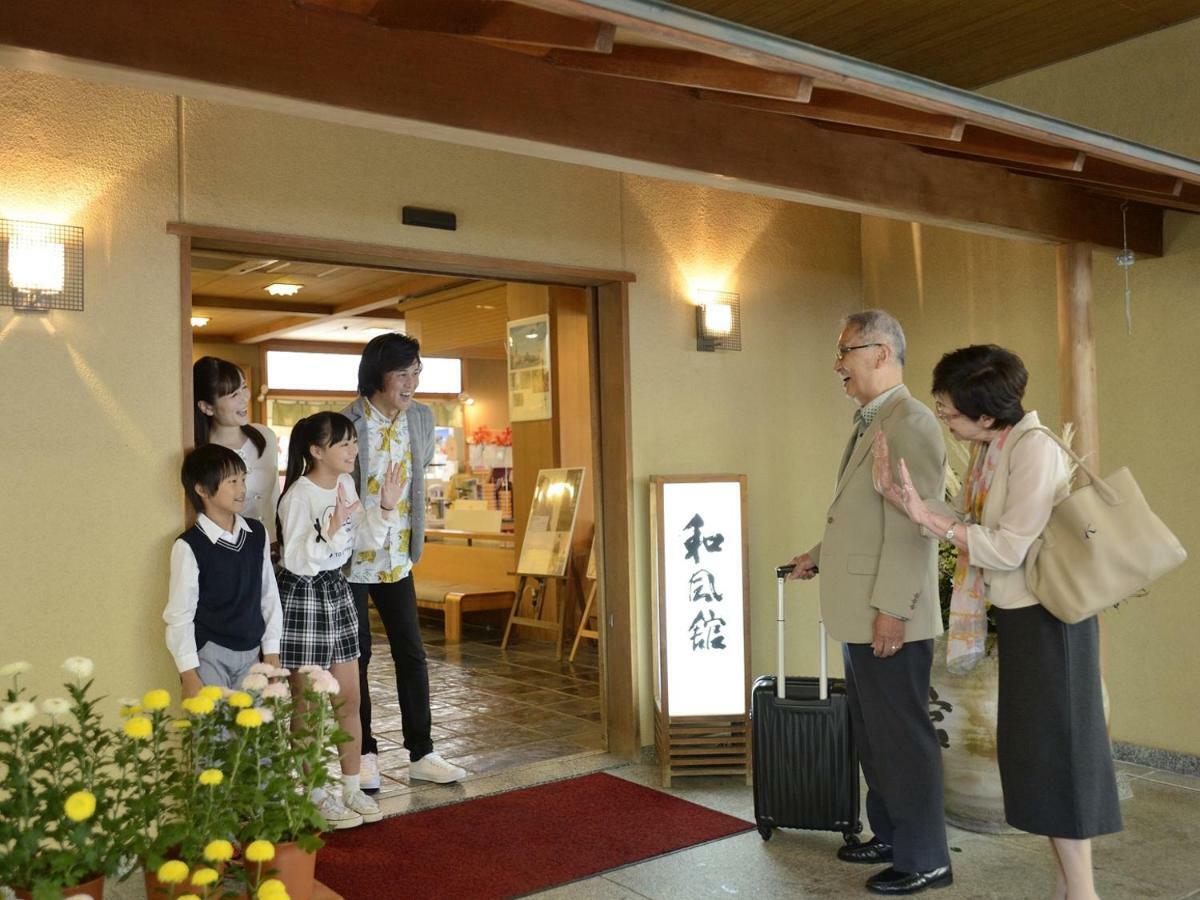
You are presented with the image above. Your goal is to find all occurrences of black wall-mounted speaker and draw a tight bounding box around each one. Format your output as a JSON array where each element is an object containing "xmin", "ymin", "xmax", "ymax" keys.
[{"xmin": 401, "ymin": 206, "xmax": 457, "ymax": 231}]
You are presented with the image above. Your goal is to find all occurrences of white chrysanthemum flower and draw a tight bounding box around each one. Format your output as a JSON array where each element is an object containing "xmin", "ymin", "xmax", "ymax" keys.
[
  {"xmin": 248, "ymin": 662, "xmax": 275, "ymax": 676},
  {"xmin": 0, "ymin": 661, "xmax": 31, "ymax": 678},
  {"xmin": 262, "ymin": 683, "xmax": 290, "ymax": 700},
  {"xmin": 61, "ymin": 657, "xmax": 95, "ymax": 680},
  {"xmin": 0, "ymin": 701, "xmax": 38, "ymax": 729},
  {"xmin": 311, "ymin": 673, "xmax": 340, "ymax": 696},
  {"xmin": 42, "ymin": 697, "xmax": 71, "ymax": 717},
  {"xmin": 241, "ymin": 673, "xmax": 269, "ymax": 692},
  {"xmin": 270, "ymin": 666, "xmax": 291, "ymax": 678},
  {"xmin": 255, "ymin": 706, "xmax": 275, "ymax": 724}
]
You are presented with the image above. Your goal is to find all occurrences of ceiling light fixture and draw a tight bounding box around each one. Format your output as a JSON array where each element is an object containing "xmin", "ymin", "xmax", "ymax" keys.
[
  {"xmin": 190, "ymin": 316, "xmax": 210, "ymax": 328},
  {"xmin": 265, "ymin": 283, "xmax": 302, "ymax": 297}
]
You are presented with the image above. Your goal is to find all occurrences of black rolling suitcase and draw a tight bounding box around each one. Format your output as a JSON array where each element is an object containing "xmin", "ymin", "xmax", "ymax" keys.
[{"xmin": 751, "ymin": 563, "xmax": 862, "ymax": 844}]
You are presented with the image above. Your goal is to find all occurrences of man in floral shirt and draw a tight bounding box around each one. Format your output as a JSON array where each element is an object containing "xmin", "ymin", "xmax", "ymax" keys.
[{"xmin": 345, "ymin": 333, "xmax": 468, "ymax": 787}]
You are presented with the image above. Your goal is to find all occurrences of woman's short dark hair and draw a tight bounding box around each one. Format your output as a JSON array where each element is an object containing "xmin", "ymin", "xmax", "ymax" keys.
[
  {"xmin": 358, "ymin": 333, "xmax": 421, "ymax": 397},
  {"xmin": 181, "ymin": 444, "xmax": 247, "ymax": 513},
  {"xmin": 931, "ymin": 344, "xmax": 1028, "ymax": 428}
]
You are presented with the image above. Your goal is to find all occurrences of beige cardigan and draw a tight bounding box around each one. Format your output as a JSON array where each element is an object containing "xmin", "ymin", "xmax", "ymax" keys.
[{"xmin": 935, "ymin": 411, "xmax": 1070, "ymax": 610}]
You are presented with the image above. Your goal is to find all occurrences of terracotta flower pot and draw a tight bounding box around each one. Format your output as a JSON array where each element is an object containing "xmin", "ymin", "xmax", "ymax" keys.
[
  {"xmin": 11, "ymin": 872, "xmax": 105, "ymax": 898},
  {"xmin": 243, "ymin": 841, "xmax": 317, "ymax": 900}
]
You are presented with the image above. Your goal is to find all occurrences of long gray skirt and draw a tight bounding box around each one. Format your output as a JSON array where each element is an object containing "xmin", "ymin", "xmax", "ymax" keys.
[{"xmin": 994, "ymin": 603, "xmax": 1122, "ymax": 839}]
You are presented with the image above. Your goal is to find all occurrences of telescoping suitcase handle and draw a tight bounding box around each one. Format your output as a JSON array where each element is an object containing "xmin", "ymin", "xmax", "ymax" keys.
[{"xmin": 775, "ymin": 563, "xmax": 828, "ymax": 702}]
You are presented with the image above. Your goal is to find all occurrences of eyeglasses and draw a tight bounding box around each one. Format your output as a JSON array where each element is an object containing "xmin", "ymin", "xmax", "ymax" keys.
[
  {"xmin": 835, "ymin": 342, "xmax": 883, "ymax": 361},
  {"xmin": 934, "ymin": 400, "xmax": 964, "ymax": 421}
]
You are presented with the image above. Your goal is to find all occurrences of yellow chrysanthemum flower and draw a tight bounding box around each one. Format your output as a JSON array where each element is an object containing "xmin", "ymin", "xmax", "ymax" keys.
[
  {"xmin": 236, "ymin": 708, "xmax": 264, "ymax": 729},
  {"xmin": 257, "ymin": 879, "xmax": 290, "ymax": 899},
  {"xmin": 156, "ymin": 860, "xmax": 189, "ymax": 884},
  {"xmin": 119, "ymin": 702, "xmax": 143, "ymax": 718},
  {"xmin": 203, "ymin": 839, "xmax": 234, "ymax": 863},
  {"xmin": 181, "ymin": 696, "xmax": 215, "ymax": 716},
  {"xmin": 190, "ymin": 867, "xmax": 220, "ymax": 887},
  {"xmin": 198, "ymin": 768, "xmax": 224, "ymax": 786},
  {"xmin": 226, "ymin": 691, "xmax": 253, "ymax": 709},
  {"xmin": 171, "ymin": 719, "xmax": 192, "ymax": 731},
  {"xmin": 244, "ymin": 840, "xmax": 275, "ymax": 863},
  {"xmin": 141, "ymin": 689, "xmax": 171, "ymax": 711},
  {"xmin": 123, "ymin": 715, "xmax": 153, "ymax": 740},
  {"xmin": 177, "ymin": 894, "xmax": 201, "ymax": 900},
  {"xmin": 64, "ymin": 790, "xmax": 96, "ymax": 822},
  {"xmin": 198, "ymin": 685, "xmax": 224, "ymax": 702}
]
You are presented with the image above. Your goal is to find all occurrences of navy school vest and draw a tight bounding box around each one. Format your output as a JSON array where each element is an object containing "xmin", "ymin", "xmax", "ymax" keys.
[{"xmin": 178, "ymin": 519, "xmax": 268, "ymax": 653}]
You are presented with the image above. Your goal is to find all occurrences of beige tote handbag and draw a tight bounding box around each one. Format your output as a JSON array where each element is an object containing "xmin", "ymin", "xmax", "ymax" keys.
[{"xmin": 1018, "ymin": 427, "xmax": 1187, "ymax": 624}]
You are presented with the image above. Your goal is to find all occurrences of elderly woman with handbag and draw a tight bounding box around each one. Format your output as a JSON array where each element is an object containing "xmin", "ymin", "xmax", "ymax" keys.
[{"xmin": 872, "ymin": 344, "xmax": 1121, "ymax": 900}]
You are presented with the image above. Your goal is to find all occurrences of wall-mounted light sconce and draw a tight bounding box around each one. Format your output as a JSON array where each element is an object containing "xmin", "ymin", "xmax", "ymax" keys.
[
  {"xmin": 695, "ymin": 289, "xmax": 741, "ymax": 352},
  {"xmin": 458, "ymin": 392, "xmax": 475, "ymax": 406},
  {"xmin": 1, "ymin": 219, "xmax": 84, "ymax": 313}
]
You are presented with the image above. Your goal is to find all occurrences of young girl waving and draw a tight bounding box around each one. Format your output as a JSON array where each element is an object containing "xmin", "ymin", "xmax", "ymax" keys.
[{"xmin": 277, "ymin": 412, "xmax": 402, "ymax": 830}]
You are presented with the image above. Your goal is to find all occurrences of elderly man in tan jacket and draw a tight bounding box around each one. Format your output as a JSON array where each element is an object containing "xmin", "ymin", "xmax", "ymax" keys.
[{"xmin": 788, "ymin": 310, "xmax": 951, "ymax": 896}]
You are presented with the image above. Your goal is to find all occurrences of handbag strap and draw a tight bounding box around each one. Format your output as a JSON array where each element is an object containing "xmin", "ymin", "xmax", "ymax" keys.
[{"xmin": 1008, "ymin": 425, "xmax": 1121, "ymax": 506}]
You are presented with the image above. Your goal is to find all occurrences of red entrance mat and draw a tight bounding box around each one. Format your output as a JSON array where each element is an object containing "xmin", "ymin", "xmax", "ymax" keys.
[{"xmin": 315, "ymin": 771, "xmax": 753, "ymax": 899}]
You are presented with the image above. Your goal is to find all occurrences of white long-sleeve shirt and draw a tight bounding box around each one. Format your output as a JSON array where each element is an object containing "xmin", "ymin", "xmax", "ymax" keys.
[
  {"xmin": 163, "ymin": 514, "xmax": 283, "ymax": 673},
  {"xmin": 277, "ymin": 473, "xmax": 395, "ymax": 577},
  {"xmin": 238, "ymin": 424, "xmax": 281, "ymax": 543}
]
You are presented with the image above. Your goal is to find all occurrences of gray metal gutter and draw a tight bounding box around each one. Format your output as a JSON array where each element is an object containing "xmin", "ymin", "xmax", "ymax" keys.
[{"xmin": 559, "ymin": 0, "xmax": 1200, "ymax": 181}]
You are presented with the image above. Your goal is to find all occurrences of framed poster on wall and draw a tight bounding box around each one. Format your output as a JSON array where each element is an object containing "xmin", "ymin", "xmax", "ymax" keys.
[
  {"xmin": 506, "ymin": 313, "xmax": 552, "ymax": 422},
  {"xmin": 650, "ymin": 474, "xmax": 751, "ymax": 784}
]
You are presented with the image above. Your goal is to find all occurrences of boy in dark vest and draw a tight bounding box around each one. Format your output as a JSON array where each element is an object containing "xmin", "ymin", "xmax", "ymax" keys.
[{"xmin": 165, "ymin": 444, "xmax": 283, "ymax": 696}]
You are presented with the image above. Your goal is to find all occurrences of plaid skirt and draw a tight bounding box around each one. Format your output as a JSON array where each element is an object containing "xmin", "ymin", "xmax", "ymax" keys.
[{"xmin": 277, "ymin": 568, "xmax": 360, "ymax": 669}]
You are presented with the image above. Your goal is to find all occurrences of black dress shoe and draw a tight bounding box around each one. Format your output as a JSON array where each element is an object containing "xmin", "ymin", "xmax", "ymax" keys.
[
  {"xmin": 836, "ymin": 838, "xmax": 894, "ymax": 864},
  {"xmin": 866, "ymin": 865, "xmax": 953, "ymax": 895}
]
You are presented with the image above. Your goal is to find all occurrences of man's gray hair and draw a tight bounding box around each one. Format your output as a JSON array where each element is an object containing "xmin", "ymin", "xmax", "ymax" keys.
[{"xmin": 843, "ymin": 309, "xmax": 906, "ymax": 366}]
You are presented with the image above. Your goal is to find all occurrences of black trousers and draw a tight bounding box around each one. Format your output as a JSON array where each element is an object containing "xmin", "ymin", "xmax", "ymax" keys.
[
  {"xmin": 843, "ymin": 640, "xmax": 949, "ymax": 873},
  {"xmin": 350, "ymin": 576, "xmax": 433, "ymax": 762}
]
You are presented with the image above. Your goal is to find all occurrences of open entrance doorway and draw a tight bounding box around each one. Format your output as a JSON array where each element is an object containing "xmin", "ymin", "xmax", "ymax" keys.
[{"xmin": 173, "ymin": 224, "xmax": 637, "ymax": 796}]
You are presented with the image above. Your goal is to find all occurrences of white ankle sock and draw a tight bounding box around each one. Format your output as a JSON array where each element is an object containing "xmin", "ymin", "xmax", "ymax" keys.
[{"xmin": 342, "ymin": 773, "xmax": 360, "ymax": 793}]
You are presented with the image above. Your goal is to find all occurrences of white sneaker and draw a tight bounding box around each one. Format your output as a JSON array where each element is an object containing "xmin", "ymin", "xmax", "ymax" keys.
[
  {"xmin": 342, "ymin": 787, "xmax": 382, "ymax": 823},
  {"xmin": 360, "ymin": 752, "xmax": 381, "ymax": 792},
  {"xmin": 409, "ymin": 752, "xmax": 467, "ymax": 784},
  {"xmin": 313, "ymin": 788, "xmax": 364, "ymax": 830}
]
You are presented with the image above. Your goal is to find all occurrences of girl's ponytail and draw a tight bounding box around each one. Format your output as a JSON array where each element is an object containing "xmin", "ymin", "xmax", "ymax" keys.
[{"xmin": 277, "ymin": 416, "xmax": 313, "ymax": 538}]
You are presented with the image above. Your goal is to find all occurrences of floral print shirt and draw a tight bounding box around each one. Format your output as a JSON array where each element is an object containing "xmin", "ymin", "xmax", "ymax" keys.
[{"xmin": 348, "ymin": 399, "xmax": 414, "ymax": 584}]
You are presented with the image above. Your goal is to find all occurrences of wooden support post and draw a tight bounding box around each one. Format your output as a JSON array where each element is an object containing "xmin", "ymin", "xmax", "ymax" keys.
[
  {"xmin": 1056, "ymin": 242, "xmax": 1100, "ymax": 474},
  {"xmin": 1056, "ymin": 241, "xmax": 1107, "ymax": 687}
]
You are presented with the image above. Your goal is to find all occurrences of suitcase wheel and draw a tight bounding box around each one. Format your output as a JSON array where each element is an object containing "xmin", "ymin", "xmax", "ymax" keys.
[{"xmin": 757, "ymin": 823, "xmax": 773, "ymax": 841}]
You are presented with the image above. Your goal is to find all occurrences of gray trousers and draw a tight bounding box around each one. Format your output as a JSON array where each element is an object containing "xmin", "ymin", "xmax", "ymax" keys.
[
  {"xmin": 844, "ymin": 640, "xmax": 950, "ymax": 873},
  {"xmin": 196, "ymin": 641, "xmax": 260, "ymax": 691}
]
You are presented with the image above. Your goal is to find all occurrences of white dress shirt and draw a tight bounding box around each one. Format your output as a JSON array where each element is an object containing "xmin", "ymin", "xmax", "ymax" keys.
[{"xmin": 163, "ymin": 513, "xmax": 283, "ymax": 673}]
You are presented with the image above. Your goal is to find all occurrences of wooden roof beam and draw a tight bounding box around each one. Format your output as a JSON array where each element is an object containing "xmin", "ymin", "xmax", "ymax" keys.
[
  {"xmin": 694, "ymin": 86, "xmax": 963, "ymax": 140},
  {"xmin": 368, "ymin": 0, "xmax": 614, "ymax": 52},
  {"xmin": 192, "ymin": 295, "xmax": 335, "ymax": 315},
  {"xmin": 234, "ymin": 274, "xmax": 463, "ymax": 343},
  {"xmin": 1007, "ymin": 157, "xmax": 1183, "ymax": 196},
  {"xmin": 546, "ymin": 44, "xmax": 813, "ymax": 100}
]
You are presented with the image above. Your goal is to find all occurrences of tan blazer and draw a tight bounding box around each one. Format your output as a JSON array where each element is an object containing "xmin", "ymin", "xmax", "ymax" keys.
[{"xmin": 810, "ymin": 385, "xmax": 946, "ymax": 644}]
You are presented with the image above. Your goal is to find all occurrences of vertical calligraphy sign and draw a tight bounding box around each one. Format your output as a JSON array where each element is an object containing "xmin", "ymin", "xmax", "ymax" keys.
[{"xmin": 652, "ymin": 476, "xmax": 750, "ymax": 718}]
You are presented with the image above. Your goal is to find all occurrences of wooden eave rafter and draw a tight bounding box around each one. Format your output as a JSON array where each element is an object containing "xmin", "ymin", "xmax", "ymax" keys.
[
  {"xmin": 5, "ymin": 0, "xmax": 1200, "ymax": 255},
  {"xmin": 300, "ymin": 0, "xmax": 616, "ymax": 52}
]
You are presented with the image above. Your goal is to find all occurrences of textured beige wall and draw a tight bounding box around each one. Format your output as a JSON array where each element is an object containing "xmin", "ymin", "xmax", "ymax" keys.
[
  {"xmin": 862, "ymin": 19, "xmax": 1200, "ymax": 755},
  {"xmin": 622, "ymin": 177, "xmax": 863, "ymax": 739},
  {"xmin": 0, "ymin": 69, "xmax": 181, "ymax": 706}
]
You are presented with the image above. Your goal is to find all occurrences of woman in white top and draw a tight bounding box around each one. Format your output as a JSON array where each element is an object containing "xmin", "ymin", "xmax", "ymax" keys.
[
  {"xmin": 874, "ymin": 345, "xmax": 1120, "ymax": 900},
  {"xmin": 193, "ymin": 357, "xmax": 280, "ymax": 543}
]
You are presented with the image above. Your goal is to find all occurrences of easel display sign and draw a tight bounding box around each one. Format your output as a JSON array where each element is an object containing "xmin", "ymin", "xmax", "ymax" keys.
[
  {"xmin": 506, "ymin": 314, "xmax": 552, "ymax": 422},
  {"xmin": 650, "ymin": 475, "xmax": 750, "ymax": 784},
  {"xmin": 517, "ymin": 467, "xmax": 585, "ymax": 577}
]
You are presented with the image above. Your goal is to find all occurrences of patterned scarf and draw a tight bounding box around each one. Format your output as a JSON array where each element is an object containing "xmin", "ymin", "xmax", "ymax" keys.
[{"xmin": 946, "ymin": 427, "xmax": 1012, "ymax": 674}]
